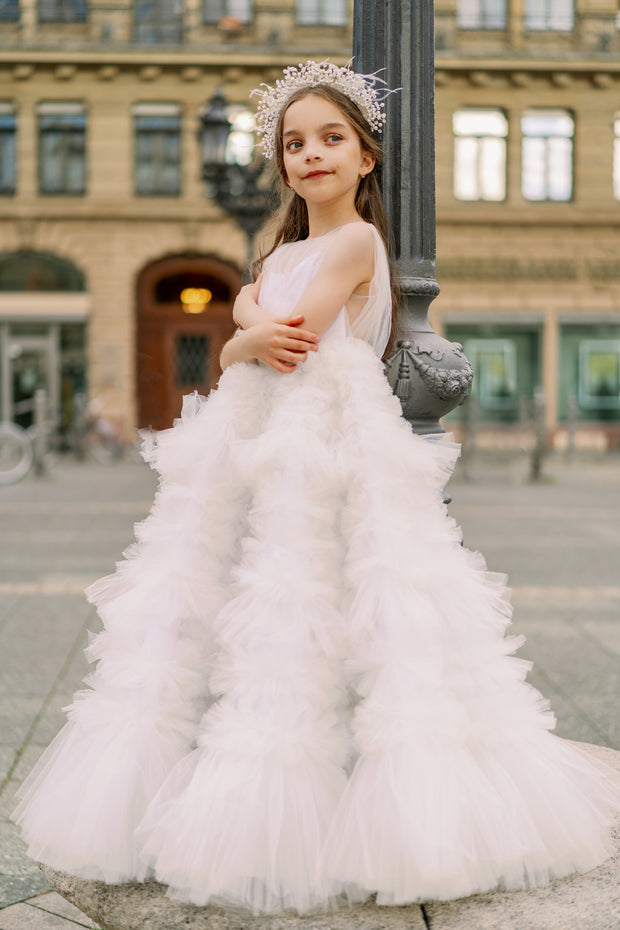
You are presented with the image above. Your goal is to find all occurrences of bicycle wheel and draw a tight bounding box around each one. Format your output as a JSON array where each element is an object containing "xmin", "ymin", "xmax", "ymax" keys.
[{"xmin": 0, "ymin": 422, "xmax": 34, "ymax": 485}]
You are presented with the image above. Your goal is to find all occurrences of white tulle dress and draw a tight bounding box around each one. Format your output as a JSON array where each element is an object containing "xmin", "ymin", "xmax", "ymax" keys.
[{"xmin": 14, "ymin": 223, "xmax": 620, "ymax": 915}]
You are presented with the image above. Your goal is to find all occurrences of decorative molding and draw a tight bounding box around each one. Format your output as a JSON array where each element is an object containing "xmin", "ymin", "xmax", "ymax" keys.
[
  {"xmin": 551, "ymin": 72, "xmax": 573, "ymax": 88},
  {"xmin": 410, "ymin": 342, "xmax": 473, "ymax": 402},
  {"xmin": 585, "ymin": 260, "xmax": 620, "ymax": 280},
  {"xmin": 55, "ymin": 64, "xmax": 77, "ymax": 81},
  {"xmin": 181, "ymin": 66, "xmax": 202, "ymax": 82},
  {"xmin": 386, "ymin": 340, "xmax": 473, "ymax": 406},
  {"xmin": 13, "ymin": 64, "xmax": 34, "ymax": 81},
  {"xmin": 182, "ymin": 221, "xmax": 200, "ymax": 250},
  {"xmin": 139, "ymin": 65, "xmax": 162, "ymax": 82},
  {"xmin": 468, "ymin": 71, "xmax": 493, "ymax": 87},
  {"xmin": 15, "ymin": 218, "xmax": 36, "ymax": 249},
  {"xmin": 591, "ymin": 72, "xmax": 614, "ymax": 89},
  {"xmin": 224, "ymin": 66, "xmax": 243, "ymax": 82},
  {"xmin": 401, "ymin": 276, "xmax": 441, "ymax": 299},
  {"xmin": 439, "ymin": 258, "xmax": 577, "ymax": 281},
  {"xmin": 98, "ymin": 65, "xmax": 120, "ymax": 81},
  {"xmin": 510, "ymin": 72, "xmax": 534, "ymax": 87},
  {"xmin": 439, "ymin": 257, "xmax": 620, "ymax": 283}
]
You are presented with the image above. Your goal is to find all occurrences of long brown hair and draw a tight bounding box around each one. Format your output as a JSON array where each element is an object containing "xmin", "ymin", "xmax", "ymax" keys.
[{"xmin": 253, "ymin": 85, "xmax": 400, "ymax": 357}]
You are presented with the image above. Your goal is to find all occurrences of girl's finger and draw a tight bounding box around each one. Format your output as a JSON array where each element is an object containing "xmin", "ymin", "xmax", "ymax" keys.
[
  {"xmin": 272, "ymin": 360, "xmax": 296, "ymax": 372},
  {"xmin": 277, "ymin": 349, "xmax": 307, "ymax": 363},
  {"xmin": 283, "ymin": 340, "xmax": 317, "ymax": 353},
  {"xmin": 279, "ymin": 325, "xmax": 319, "ymax": 342}
]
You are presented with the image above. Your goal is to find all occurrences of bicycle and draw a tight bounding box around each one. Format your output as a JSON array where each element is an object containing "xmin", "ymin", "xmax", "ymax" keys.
[{"xmin": 0, "ymin": 421, "xmax": 34, "ymax": 485}]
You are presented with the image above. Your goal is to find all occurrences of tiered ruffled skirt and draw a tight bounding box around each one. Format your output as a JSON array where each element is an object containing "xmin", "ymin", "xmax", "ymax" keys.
[{"xmin": 13, "ymin": 338, "xmax": 620, "ymax": 914}]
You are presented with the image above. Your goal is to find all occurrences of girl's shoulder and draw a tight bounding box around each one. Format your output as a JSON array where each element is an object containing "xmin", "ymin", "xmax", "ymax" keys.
[
  {"xmin": 263, "ymin": 222, "xmax": 380, "ymax": 279},
  {"xmin": 274, "ymin": 222, "xmax": 377, "ymax": 259}
]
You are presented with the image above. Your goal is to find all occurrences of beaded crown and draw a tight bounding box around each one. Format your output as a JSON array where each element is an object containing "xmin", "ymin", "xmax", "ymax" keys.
[{"xmin": 250, "ymin": 60, "xmax": 391, "ymax": 160}]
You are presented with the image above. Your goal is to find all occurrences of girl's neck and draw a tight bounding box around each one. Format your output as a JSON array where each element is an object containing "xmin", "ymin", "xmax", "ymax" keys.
[{"xmin": 306, "ymin": 205, "xmax": 364, "ymax": 239}]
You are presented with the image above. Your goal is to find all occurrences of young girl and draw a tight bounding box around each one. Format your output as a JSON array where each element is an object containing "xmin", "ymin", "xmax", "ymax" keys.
[{"xmin": 14, "ymin": 61, "xmax": 620, "ymax": 916}]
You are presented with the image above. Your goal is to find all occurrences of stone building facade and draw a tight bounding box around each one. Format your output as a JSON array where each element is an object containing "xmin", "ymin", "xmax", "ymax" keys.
[
  {"xmin": 435, "ymin": 0, "xmax": 620, "ymax": 448},
  {"xmin": 0, "ymin": 0, "xmax": 619, "ymax": 444}
]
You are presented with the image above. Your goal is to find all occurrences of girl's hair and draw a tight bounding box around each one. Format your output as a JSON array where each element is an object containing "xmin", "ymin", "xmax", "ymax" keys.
[{"xmin": 252, "ymin": 85, "xmax": 400, "ymax": 357}]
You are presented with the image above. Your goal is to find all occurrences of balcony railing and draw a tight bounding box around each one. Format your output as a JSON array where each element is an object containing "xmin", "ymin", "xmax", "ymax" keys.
[
  {"xmin": 436, "ymin": 11, "xmax": 620, "ymax": 58},
  {"xmin": 0, "ymin": 2, "xmax": 619, "ymax": 56},
  {"xmin": 0, "ymin": 0, "xmax": 349, "ymax": 50}
]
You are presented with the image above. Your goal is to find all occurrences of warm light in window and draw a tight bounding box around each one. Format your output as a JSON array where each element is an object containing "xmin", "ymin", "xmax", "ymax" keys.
[{"xmin": 180, "ymin": 287, "xmax": 212, "ymax": 314}]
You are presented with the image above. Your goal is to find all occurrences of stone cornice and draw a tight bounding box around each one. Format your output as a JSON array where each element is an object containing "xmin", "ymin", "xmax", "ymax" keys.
[
  {"xmin": 436, "ymin": 56, "xmax": 620, "ymax": 75},
  {"xmin": 0, "ymin": 49, "xmax": 350, "ymax": 69}
]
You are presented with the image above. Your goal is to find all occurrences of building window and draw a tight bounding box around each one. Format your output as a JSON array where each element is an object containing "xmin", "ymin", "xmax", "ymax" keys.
[
  {"xmin": 0, "ymin": 104, "xmax": 16, "ymax": 195},
  {"xmin": 578, "ymin": 341, "xmax": 620, "ymax": 412},
  {"xmin": 296, "ymin": 0, "xmax": 346, "ymax": 26},
  {"xmin": 521, "ymin": 109, "xmax": 573, "ymax": 202},
  {"xmin": 176, "ymin": 334, "xmax": 209, "ymax": 385},
  {"xmin": 614, "ymin": 112, "xmax": 620, "ymax": 201},
  {"xmin": 453, "ymin": 109, "xmax": 507, "ymax": 201},
  {"xmin": 38, "ymin": 0, "xmax": 87, "ymax": 22},
  {"xmin": 525, "ymin": 0, "xmax": 574, "ymax": 32},
  {"xmin": 456, "ymin": 0, "xmax": 507, "ymax": 30},
  {"xmin": 133, "ymin": 103, "xmax": 181, "ymax": 196},
  {"xmin": 134, "ymin": 0, "xmax": 183, "ymax": 44},
  {"xmin": 463, "ymin": 339, "xmax": 518, "ymax": 412},
  {"xmin": 203, "ymin": 0, "xmax": 251, "ymax": 25},
  {"xmin": 38, "ymin": 102, "xmax": 86, "ymax": 196},
  {"xmin": 0, "ymin": 0, "xmax": 20, "ymax": 22}
]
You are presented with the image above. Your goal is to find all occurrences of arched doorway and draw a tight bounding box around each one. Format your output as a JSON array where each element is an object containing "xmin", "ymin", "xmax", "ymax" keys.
[{"xmin": 136, "ymin": 254, "xmax": 241, "ymax": 430}]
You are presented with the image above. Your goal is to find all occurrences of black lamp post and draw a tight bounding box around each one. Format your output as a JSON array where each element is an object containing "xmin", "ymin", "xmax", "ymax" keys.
[
  {"xmin": 354, "ymin": 0, "xmax": 473, "ymax": 435},
  {"xmin": 199, "ymin": 89, "xmax": 273, "ymax": 276}
]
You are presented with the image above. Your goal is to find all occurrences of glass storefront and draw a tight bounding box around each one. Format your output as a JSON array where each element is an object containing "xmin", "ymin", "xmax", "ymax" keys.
[
  {"xmin": 0, "ymin": 321, "xmax": 87, "ymax": 432},
  {"xmin": 559, "ymin": 325, "xmax": 620, "ymax": 423},
  {"xmin": 0, "ymin": 250, "xmax": 88, "ymax": 436},
  {"xmin": 443, "ymin": 324, "xmax": 541, "ymax": 424}
]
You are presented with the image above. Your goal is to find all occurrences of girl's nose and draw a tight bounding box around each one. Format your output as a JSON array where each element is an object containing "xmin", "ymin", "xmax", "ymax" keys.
[{"xmin": 304, "ymin": 151, "xmax": 321, "ymax": 161}]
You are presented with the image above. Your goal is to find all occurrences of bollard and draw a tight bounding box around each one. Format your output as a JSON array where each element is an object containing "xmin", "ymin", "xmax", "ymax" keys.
[
  {"xmin": 460, "ymin": 393, "xmax": 479, "ymax": 482},
  {"xmin": 32, "ymin": 388, "xmax": 48, "ymax": 476},
  {"xmin": 529, "ymin": 387, "xmax": 547, "ymax": 482},
  {"xmin": 73, "ymin": 392, "xmax": 88, "ymax": 460},
  {"xmin": 567, "ymin": 393, "xmax": 577, "ymax": 458}
]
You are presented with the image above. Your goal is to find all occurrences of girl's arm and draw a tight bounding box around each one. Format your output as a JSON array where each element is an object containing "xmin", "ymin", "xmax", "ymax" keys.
[
  {"xmin": 290, "ymin": 224, "xmax": 375, "ymax": 335},
  {"xmin": 232, "ymin": 275, "xmax": 276, "ymax": 330},
  {"xmin": 220, "ymin": 314, "xmax": 320, "ymax": 373}
]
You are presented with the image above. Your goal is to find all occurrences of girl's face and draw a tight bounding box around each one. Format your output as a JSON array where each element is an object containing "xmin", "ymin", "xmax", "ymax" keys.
[{"xmin": 281, "ymin": 94, "xmax": 375, "ymax": 209}]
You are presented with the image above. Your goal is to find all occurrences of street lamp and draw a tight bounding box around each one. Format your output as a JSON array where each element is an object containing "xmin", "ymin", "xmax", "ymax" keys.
[
  {"xmin": 354, "ymin": 0, "xmax": 473, "ymax": 435},
  {"xmin": 199, "ymin": 89, "xmax": 273, "ymax": 276}
]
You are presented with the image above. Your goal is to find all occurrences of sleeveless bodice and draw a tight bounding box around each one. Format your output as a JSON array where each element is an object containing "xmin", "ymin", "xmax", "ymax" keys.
[{"xmin": 258, "ymin": 223, "xmax": 392, "ymax": 357}]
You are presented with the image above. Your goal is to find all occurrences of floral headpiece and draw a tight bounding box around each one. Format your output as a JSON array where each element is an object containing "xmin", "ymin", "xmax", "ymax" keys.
[{"xmin": 251, "ymin": 59, "xmax": 393, "ymax": 160}]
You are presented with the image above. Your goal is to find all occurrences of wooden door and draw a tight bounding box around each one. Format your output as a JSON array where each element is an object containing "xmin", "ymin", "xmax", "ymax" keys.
[{"xmin": 136, "ymin": 255, "xmax": 240, "ymax": 430}]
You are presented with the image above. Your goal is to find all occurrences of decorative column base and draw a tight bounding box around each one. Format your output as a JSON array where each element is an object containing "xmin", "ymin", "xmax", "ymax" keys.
[{"xmin": 384, "ymin": 282, "xmax": 474, "ymax": 435}]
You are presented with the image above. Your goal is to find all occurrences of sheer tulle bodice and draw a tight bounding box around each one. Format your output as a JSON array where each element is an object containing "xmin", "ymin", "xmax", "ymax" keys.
[
  {"xmin": 259, "ymin": 222, "xmax": 392, "ymax": 356},
  {"xmin": 13, "ymin": 225, "xmax": 620, "ymax": 916}
]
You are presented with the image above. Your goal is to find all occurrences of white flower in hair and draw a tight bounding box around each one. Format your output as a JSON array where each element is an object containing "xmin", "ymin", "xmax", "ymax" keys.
[{"xmin": 251, "ymin": 59, "xmax": 392, "ymax": 160}]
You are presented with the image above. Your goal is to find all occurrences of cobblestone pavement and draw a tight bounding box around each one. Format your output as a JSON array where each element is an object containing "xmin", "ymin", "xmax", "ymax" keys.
[{"xmin": 0, "ymin": 453, "xmax": 618, "ymax": 928}]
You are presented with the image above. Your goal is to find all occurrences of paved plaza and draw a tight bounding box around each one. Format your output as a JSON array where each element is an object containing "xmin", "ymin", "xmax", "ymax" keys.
[{"xmin": 0, "ymin": 452, "xmax": 618, "ymax": 928}]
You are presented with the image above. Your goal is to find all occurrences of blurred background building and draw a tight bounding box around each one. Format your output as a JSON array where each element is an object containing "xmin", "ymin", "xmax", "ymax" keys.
[{"xmin": 0, "ymin": 0, "xmax": 619, "ymax": 446}]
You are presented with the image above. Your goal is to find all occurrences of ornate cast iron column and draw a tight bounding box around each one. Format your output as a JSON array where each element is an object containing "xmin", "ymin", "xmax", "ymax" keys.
[{"xmin": 353, "ymin": 0, "xmax": 472, "ymax": 435}]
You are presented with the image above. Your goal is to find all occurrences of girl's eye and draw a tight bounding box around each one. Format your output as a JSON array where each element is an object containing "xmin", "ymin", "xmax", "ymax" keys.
[
  {"xmin": 326, "ymin": 134, "xmax": 342, "ymax": 143},
  {"xmin": 286, "ymin": 140, "xmax": 302, "ymax": 151}
]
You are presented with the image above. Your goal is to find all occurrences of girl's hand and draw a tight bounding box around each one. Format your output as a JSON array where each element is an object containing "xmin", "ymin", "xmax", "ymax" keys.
[{"xmin": 244, "ymin": 313, "xmax": 320, "ymax": 374}]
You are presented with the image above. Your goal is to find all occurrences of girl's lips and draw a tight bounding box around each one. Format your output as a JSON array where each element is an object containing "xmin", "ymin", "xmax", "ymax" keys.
[{"xmin": 304, "ymin": 170, "xmax": 331, "ymax": 179}]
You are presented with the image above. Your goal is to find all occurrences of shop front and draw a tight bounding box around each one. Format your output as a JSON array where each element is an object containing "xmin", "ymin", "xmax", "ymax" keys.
[{"xmin": 0, "ymin": 251, "xmax": 88, "ymax": 435}]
